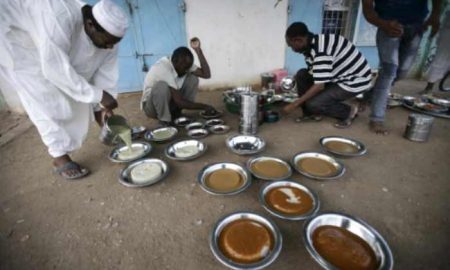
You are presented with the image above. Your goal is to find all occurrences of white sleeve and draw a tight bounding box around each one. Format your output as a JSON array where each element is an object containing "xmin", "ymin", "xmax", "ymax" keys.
[
  {"xmin": 36, "ymin": 10, "xmax": 103, "ymax": 104},
  {"xmin": 91, "ymin": 48, "xmax": 119, "ymax": 95}
]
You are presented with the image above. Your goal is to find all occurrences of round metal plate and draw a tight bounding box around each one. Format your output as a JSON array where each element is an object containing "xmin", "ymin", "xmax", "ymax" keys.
[
  {"xmin": 246, "ymin": 156, "xmax": 292, "ymax": 181},
  {"xmin": 197, "ymin": 162, "xmax": 251, "ymax": 196},
  {"xmin": 259, "ymin": 180, "xmax": 320, "ymax": 220},
  {"xmin": 210, "ymin": 211, "xmax": 283, "ymax": 270},
  {"xmin": 108, "ymin": 141, "xmax": 152, "ymax": 163},
  {"xmin": 118, "ymin": 158, "xmax": 169, "ymax": 188},
  {"xmin": 319, "ymin": 136, "xmax": 367, "ymax": 157},
  {"xmin": 165, "ymin": 139, "xmax": 207, "ymax": 161},
  {"xmin": 144, "ymin": 127, "xmax": 178, "ymax": 143},
  {"xmin": 291, "ymin": 151, "xmax": 345, "ymax": 180},
  {"xmin": 303, "ymin": 212, "xmax": 394, "ymax": 270},
  {"xmin": 226, "ymin": 134, "xmax": 266, "ymax": 155}
]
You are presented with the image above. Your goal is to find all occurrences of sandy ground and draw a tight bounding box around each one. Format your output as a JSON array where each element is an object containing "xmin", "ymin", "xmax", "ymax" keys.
[{"xmin": 0, "ymin": 80, "xmax": 449, "ymax": 270}]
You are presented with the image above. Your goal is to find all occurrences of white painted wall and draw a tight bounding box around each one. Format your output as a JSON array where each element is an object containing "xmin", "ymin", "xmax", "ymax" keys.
[{"xmin": 185, "ymin": 0, "xmax": 289, "ymax": 89}]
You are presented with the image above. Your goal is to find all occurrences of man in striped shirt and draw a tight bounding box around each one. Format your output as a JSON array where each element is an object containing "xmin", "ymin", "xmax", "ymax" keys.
[{"xmin": 283, "ymin": 22, "xmax": 372, "ymax": 128}]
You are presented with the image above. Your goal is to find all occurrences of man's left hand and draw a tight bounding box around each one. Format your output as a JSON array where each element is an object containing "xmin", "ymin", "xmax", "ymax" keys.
[{"xmin": 424, "ymin": 14, "xmax": 441, "ymax": 37}]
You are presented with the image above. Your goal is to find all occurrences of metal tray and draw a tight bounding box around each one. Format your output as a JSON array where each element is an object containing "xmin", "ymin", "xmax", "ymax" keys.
[
  {"xmin": 108, "ymin": 141, "xmax": 152, "ymax": 163},
  {"xmin": 197, "ymin": 162, "xmax": 251, "ymax": 195},
  {"xmin": 259, "ymin": 180, "xmax": 320, "ymax": 220},
  {"xmin": 210, "ymin": 211, "xmax": 282, "ymax": 270},
  {"xmin": 319, "ymin": 136, "xmax": 367, "ymax": 157},
  {"xmin": 303, "ymin": 212, "xmax": 394, "ymax": 270},
  {"xmin": 144, "ymin": 126, "xmax": 178, "ymax": 142},
  {"xmin": 118, "ymin": 158, "xmax": 169, "ymax": 188},
  {"xmin": 291, "ymin": 151, "xmax": 345, "ymax": 180},
  {"xmin": 165, "ymin": 139, "xmax": 207, "ymax": 161},
  {"xmin": 246, "ymin": 156, "xmax": 292, "ymax": 181}
]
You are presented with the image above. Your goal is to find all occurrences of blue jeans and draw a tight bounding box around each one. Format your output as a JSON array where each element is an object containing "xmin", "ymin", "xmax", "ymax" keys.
[{"xmin": 370, "ymin": 24, "xmax": 423, "ymax": 122}]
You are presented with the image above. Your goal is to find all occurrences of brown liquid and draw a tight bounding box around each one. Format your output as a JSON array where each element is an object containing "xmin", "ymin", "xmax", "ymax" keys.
[
  {"xmin": 205, "ymin": 169, "xmax": 244, "ymax": 192},
  {"xmin": 251, "ymin": 160, "xmax": 289, "ymax": 179},
  {"xmin": 265, "ymin": 187, "xmax": 313, "ymax": 215},
  {"xmin": 324, "ymin": 141, "xmax": 359, "ymax": 154},
  {"xmin": 219, "ymin": 219, "xmax": 274, "ymax": 264},
  {"xmin": 297, "ymin": 158, "xmax": 337, "ymax": 177},
  {"xmin": 312, "ymin": 226, "xmax": 378, "ymax": 270}
]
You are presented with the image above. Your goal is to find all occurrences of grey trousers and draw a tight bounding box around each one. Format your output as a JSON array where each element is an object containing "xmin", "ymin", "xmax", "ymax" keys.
[
  {"xmin": 143, "ymin": 74, "xmax": 199, "ymax": 122},
  {"xmin": 295, "ymin": 69, "xmax": 358, "ymax": 120}
]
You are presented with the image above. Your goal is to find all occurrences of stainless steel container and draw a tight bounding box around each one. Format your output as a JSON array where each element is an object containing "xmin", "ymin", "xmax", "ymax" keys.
[
  {"xmin": 99, "ymin": 115, "xmax": 129, "ymax": 146},
  {"xmin": 261, "ymin": 72, "xmax": 275, "ymax": 89},
  {"xmin": 240, "ymin": 92, "xmax": 259, "ymax": 135},
  {"xmin": 404, "ymin": 113, "xmax": 434, "ymax": 142}
]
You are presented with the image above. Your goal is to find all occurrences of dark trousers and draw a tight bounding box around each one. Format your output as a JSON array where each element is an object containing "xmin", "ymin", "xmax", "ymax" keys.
[{"xmin": 295, "ymin": 69, "xmax": 357, "ymax": 120}]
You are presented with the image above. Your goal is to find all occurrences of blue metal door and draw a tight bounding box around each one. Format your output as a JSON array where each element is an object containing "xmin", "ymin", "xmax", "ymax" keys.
[{"xmin": 83, "ymin": 0, "xmax": 187, "ymax": 93}]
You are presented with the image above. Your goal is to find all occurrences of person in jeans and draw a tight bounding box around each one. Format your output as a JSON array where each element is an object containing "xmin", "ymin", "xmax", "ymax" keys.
[
  {"xmin": 362, "ymin": 0, "xmax": 441, "ymax": 135},
  {"xmin": 283, "ymin": 22, "xmax": 372, "ymax": 128},
  {"xmin": 421, "ymin": 10, "xmax": 450, "ymax": 94},
  {"xmin": 141, "ymin": 38, "xmax": 217, "ymax": 125}
]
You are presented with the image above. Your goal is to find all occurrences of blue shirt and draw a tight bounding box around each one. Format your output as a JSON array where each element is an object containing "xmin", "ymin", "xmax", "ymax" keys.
[{"xmin": 374, "ymin": 0, "xmax": 429, "ymax": 25}]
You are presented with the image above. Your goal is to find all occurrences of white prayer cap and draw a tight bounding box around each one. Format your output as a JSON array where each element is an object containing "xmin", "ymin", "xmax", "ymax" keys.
[{"xmin": 92, "ymin": 0, "xmax": 129, "ymax": 38}]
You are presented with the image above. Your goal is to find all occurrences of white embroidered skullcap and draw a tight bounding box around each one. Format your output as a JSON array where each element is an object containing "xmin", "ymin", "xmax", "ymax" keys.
[{"xmin": 92, "ymin": 0, "xmax": 129, "ymax": 38}]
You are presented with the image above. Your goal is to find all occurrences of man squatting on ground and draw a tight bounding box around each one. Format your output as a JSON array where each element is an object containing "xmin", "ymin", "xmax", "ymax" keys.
[{"xmin": 282, "ymin": 22, "xmax": 373, "ymax": 128}]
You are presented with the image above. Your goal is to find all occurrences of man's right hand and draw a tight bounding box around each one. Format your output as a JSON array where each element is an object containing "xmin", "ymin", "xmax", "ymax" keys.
[
  {"xmin": 100, "ymin": 91, "xmax": 118, "ymax": 110},
  {"xmin": 380, "ymin": 20, "xmax": 404, "ymax": 37},
  {"xmin": 204, "ymin": 105, "xmax": 217, "ymax": 115}
]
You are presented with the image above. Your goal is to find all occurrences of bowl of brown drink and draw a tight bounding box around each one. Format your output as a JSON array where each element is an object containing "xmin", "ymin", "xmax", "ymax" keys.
[
  {"xmin": 247, "ymin": 156, "xmax": 292, "ymax": 181},
  {"xmin": 210, "ymin": 211, "xmax": 282, "ymax": 269},
  {"xmin": 304, "ymin": 212, "xmax": 393, "ymax": 270},
  {"xmin": 259, "ymin": 180, "xmax": 319, "ymax": 220},
  {"xmin": 319, "ymin": 136, "xmax": 367, "ymax": 157},
  {"xmin": 291, "ymin": 151, "xmax": 345, "ymax": 180},
  {"xmin": 198, "ymin": 162, "xmax": 252, "ymax": 195}
]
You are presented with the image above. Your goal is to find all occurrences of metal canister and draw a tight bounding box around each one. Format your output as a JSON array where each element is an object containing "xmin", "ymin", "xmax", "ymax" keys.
[
  {"xmin": 404, "ymin": 113, "xmax": 434, "ymax": 142},
  {"xmin": 261, "ymin": 72, "xmax": 275, "ymax": 89},
  {"xmin": 239, "ymin": 92, "xmax": 259, "ymax": 134},
  {"xmin": 99, "ymin": 115, "xmax": 129, "ymax": 145}
]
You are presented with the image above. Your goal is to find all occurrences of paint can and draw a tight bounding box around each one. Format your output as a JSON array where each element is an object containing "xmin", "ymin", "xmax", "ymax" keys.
[{"xmin": 404, "ymin": 113, "xmax": 434, "ymax": 142}]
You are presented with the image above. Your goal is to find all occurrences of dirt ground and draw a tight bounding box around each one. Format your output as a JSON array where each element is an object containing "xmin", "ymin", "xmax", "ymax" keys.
[{"xmin": 0, "ymin": 79, "xmax": 449, "ymax": 270}]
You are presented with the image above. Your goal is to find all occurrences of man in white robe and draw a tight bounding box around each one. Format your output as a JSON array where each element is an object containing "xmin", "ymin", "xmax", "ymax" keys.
[{"xmin": 0, "ymin": 0, "xmax": 128, "ymax": 179}]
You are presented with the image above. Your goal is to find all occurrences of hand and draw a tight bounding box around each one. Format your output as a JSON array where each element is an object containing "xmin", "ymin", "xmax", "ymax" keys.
[
  {"xmin": 282, "ymin": 102, "xmax": 299, "ymax": 115},
  {"xmin": 190, "ymin": 37, "xmax": 201, "ymax": 50},
  {"xmin": 100, "ymin": 91, "xmax": 118, "ymax": 110},
  {"xmin": 423, "ymin": 14, "xmax": 440, "ymax": 37},
  {"xmin": 380, "ymin": 20, "xmax": 404, "ymax": 37},
  {"xmin": 204, "ymin": 105, "xmax": 217, "ymax": 115}
]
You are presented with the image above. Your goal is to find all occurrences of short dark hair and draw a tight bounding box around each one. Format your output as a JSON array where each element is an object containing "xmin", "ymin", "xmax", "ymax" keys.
[
  {"xmin": 285, "ymin": 22, "xmax": 310, "ymax": 38},
  {"xmin": 172, "ymin": 47, "xmax": 194, "ymax": 63}
]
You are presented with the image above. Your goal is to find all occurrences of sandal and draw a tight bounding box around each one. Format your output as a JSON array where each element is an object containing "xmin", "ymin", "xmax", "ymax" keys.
[
  {"xmin": 53, "ymin": 161, "xmax": 90, "ymax": 180},
  {"xmin": 334, "ymin": 105, "xmax": 359, "ymax": 129}
]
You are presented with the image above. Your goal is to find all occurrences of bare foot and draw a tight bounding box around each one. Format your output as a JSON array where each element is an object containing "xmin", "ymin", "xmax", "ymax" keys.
[{"xmin": 369, "ymin": 121, "xmax": 389, "ymax": 135}]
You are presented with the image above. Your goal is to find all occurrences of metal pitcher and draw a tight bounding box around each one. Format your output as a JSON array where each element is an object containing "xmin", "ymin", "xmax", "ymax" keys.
[{"xmin": 99, "ymin": 115, "xmax": 130, "ymax": 146}]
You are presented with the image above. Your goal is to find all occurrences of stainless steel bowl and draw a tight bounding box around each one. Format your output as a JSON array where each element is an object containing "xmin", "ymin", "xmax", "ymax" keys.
[
  {"xmin": 246, "ymin": 156, "xmax": 292, "ymax": 181},
  {"xmin": 209, "ymin": 124, "xmax": 230, "ymax": 135},
  {"xmin": 185, "ymin": 121, "xmax": 205, "ymax": 131},
  {"xmin": 226, "ymin": 134, "xmax": 266, "ymax": 155},
  {"xmin": 174, "ymin": 116, "xmax": 193, "ymax": 127},
  {"xmin": 165, "ymin": 139, "xmax": 207, "ymax": 161},
  {"xmin": 402, "ymin": 96, "xmax": 416, "ymax": 106},
  {"xmin": 280, "ymin": 76, "xmax": 296, "ymax": 92},
  {"xmin": 144, "ymin": 126, "xmax": 178, "ymax": 143},
  {"xmin": 197, "ymin": 162, "xmax": 251, "ymax": 195},
  {"xmin": 199, "ymin": 110, "xmax": 223, "ymax": 119},
  {"xmin": 188, "ymin": 128, "xmax": 209, "ymax": 139},
  {"xmin": 303, "ymin": 212, "xmax": 394, "ymax": 270},
  {"xmin": 119, "ymin": 158, "xmax": 169, "ymax": 188},
  {"xmin": 205, "ymin": 118, "xmax": 225, "ymax": 127},
  {"xmin": 259, "ymin": 180, "xmax": 320, "ymax": 220},
  {"xmin": 108, "ymin": 141, "xmax": 152, "ymax": 163},
  {"xmin": 291, "ymin": 151, "xmax": 345, "ymax": 180},
  {"xmin": 210, "ymin": 211, "xmax": 283, "ymax": 270},
  {"xmin": 319, "ymin": 136, "xmax": 367, "ymax": 157},
  {"xmin": 428, "ymin": 97, "xmax": 450, "ymax": 107}
]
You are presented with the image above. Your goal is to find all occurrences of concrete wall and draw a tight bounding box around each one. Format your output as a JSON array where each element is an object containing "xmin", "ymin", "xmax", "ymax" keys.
[{"xmin": 184, "ymin": 0, "xmax": 289, "ymax": 89}]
